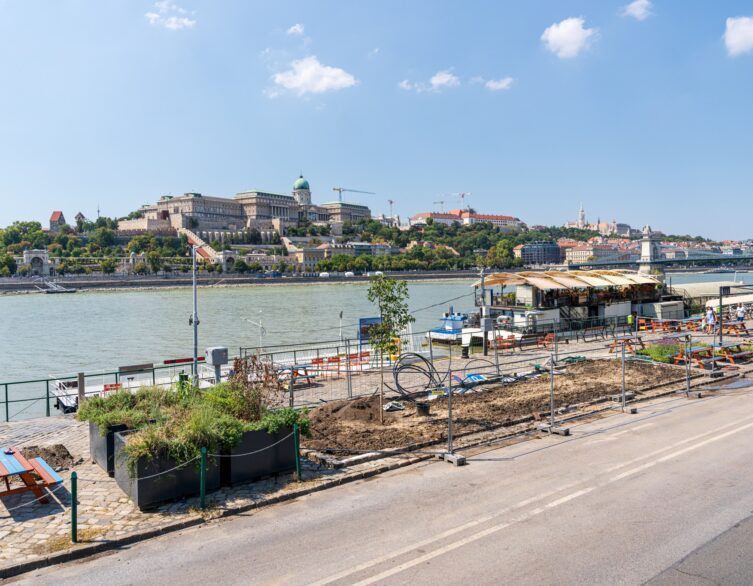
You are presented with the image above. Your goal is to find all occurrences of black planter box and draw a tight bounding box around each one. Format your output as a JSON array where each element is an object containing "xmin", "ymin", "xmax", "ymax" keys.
[
  {"xmin": 89, "ymin": 421, "xmax": 129, "ymax": 477},
  {"xmin": 113, "ymin": 431, "xmax": 221, "ymax": 510},
  {"xmin": 221, "ymin": 427, "xmax": 296, "ymax": 486}
]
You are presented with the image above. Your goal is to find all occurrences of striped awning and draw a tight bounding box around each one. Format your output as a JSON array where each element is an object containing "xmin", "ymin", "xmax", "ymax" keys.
[{"xmin": 474, "ymin": 270, "xmax": 660, "ymax": 291}]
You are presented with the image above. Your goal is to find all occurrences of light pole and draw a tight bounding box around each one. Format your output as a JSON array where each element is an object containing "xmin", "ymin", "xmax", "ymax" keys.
[{"xmin": 189, "ymin": 245, "xmax": 199, "ymax": 383}]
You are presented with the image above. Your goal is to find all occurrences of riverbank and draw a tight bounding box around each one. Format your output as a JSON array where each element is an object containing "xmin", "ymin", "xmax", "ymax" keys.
[{"xmin": 0, "ymin": 270, "xmax": 479, "ymax": 294}]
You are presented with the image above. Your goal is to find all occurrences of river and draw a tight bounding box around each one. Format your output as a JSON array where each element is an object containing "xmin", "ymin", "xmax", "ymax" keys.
[{"xmin": 2, "ymin": 270, "xmax": 752, "ymax": 384}]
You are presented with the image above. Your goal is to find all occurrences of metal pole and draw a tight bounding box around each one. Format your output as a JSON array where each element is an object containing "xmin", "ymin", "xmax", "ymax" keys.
[
  {"xmin": 493, "ymin": 324, "xmax": 500, "ymax": 376},
  {"xmin": 4, "ymin": 384, "xmax": 8, "ymax": 422},
  {"xmin": 192, "ymin": 246, "xmax": 199, "ymax": 383},
  {"xmin": 71, "ymin": 471, "xmax": 78, "ymax": 543},
  {"xmin": 288, "ymin": 369, "xmax": 295, "ymax": 409},
  {"xmin": 447, "ymin": 372, "xmax": 454, "ymax": 454},
  {"xmin": 293, "ymin": 423, "xmax": 302, "ymax": 482},
  {"xmin": 152, "ymin": 368, "xmax": 156, "ymax": 386},
  {"xmin": 549, "ymin": 351, "xmax": 555, "ymax": 434},
  {"xmin": 199, "ymin": 446, "xmax": 206, "ymax": 509},
  {"xmin": 77, "ymin": 372, "xmax": 85, "ymax": 408},
  {"xmin": 719, "ymin": 287, "xmax": 724, "ymax": 348},
  {"xmin": 621, "ymin": 342, "xmax": 626, "ymax": 412},
  {"xmin": 45, "ymin": 379, "xmax": 50, "ymax": 417},
  {"xmin": 554, "ymin": 321, "xmax": 559, "ymax": 363},
  {"xmin": 685, "ymin": 335, "xmax": 691, "ymax": 396},
  {"xmin": 481, "ymin": 268, "xmax": 488, "ymax": 357},
  {"xmin": 345, "ymin": 338, "xmax": 353, "ymax": 399}
]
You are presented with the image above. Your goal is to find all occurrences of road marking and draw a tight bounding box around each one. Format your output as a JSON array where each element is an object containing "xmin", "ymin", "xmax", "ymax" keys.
[{"xmin": 311, "ymin": 412, "xmax": 753, "ymax": 586}]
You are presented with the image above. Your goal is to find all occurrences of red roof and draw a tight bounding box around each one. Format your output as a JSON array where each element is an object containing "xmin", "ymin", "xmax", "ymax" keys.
[{"xmin": 50, "ymin": 211, "xmax": 63, "ymax": 222}]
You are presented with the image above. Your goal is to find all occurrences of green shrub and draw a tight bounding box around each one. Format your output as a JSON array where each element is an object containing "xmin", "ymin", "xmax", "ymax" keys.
[{"xmin": 637, "ymin": 344, "xmax": 680, "ymax": 363}]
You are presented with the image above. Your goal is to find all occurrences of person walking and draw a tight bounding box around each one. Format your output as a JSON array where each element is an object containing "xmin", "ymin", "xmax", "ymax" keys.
[
  {"xmin": 705, "ymin": 306, "xmax": 716, "ymax": 335},
  {"xmin": 737, "ymin": 303, "xmax": 746, "ymax": 323}
]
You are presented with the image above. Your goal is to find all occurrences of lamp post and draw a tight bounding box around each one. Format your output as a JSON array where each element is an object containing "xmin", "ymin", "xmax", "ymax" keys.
[{"xmin": 189, "ymin": 245, "xmax": 199, "ymax": 383}]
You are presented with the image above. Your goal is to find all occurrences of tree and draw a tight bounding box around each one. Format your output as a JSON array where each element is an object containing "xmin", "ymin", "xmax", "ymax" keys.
[
  {"xmin": 133, "ymin": 261, "xmax": 148, "ymax": 275},
  {"xmin": 233, "ymin": 259, "xmax": 250, "ymax": 273},
  {"xmin": 0, "ymin": 254, "xmax": 17, "ymax": 275},
  {"xmin": 92, "ymin": 227, "xmax": 115, "ymax": 248},
  {"xmin": 366, "ymin": 276, "xmax": 415, "ymax": 423},
  {"xmin": 147, "ymin": 251, "xmax": 162, "ymax": 273},
  {"xmin": 100, "ymin": 258, "xmax": 117, "ymax": 274}
]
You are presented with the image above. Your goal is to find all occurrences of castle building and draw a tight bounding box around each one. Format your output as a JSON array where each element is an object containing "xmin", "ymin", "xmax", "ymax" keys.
[{"xmin": 119, "ymin": 175, "xmax": 372, "ymax": 234}]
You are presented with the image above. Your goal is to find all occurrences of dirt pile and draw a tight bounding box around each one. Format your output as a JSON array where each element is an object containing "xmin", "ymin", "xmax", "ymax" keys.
[
  {"xmin": 302, "ymin": 359, "xmax": 685, "ymax": 454},
  {"xmin": 21, "ymin": 444, "xmax": 76, "ymax": 471}
]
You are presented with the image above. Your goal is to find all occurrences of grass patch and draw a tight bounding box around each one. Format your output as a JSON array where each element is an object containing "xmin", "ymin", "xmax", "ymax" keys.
[
  {"xmin": 38, "ymin": 527, "xmax": 107, "ymax": 554},
  {"xmin": 636, "ymin": 343, "xmax": 681, "ymax": 363}
]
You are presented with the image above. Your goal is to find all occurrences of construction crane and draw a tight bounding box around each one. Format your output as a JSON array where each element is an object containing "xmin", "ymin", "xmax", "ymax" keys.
[
  {"xmin": 387, "ymin": 199, "xmax": 395, "ymax": 217},
  {"xmin": 444, "ymin": 192, "xmax": 472, "ymax": 210},
  {"xmin": 433, "ymin": 200, "xmax": 446, "ymax": 212},
  {"xmin": 332, "ymin": 187, "xmax": 376, "ymax": 202}
]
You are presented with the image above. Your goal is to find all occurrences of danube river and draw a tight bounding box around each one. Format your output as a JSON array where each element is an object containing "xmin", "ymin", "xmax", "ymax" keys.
[
  {"xmin": 0, "ymin": 279, "xmax": 476, "ymax": 383},
  {"xmin": 2, "ymin": 271, "xmax": 752, "ymax": 385}
]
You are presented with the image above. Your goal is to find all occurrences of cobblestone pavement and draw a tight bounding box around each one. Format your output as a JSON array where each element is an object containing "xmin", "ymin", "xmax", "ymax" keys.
[{"xmin": 0, "ymin": 327, "xmax": 750, "ymax": 573}]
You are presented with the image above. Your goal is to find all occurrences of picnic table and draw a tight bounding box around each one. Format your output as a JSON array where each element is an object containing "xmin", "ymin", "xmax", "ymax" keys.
[
  {"xmin": 672, "ymin": 345, "xmax": 725, "ymax": 369},
  {"xmin": 607, "ymin": 335, "xmax": 645, "ymax": 354},
  {"xmin": 680, "ymin": 317, "xmax": 704, "ymax": 332},
  {"xmin": 0, "ymin": 447, "xmax": 63, "ymax": 504},
  {"xmin": 712, "ymin": 342, "xmax": 752, "ymax": 365},
  {"xmin": 720, "ymin": 321, "xmax": 750, "ymax": 337},
  {"xmin": 276, "ymin": 364, "xmax": 316, "ymax": 385}
]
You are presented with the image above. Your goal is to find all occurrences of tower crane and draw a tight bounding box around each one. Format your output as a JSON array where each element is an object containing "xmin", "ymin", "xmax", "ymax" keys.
[
  {"xmin": 387, "ymin": 199, "xmax": 395, "ymax": 217},
  {"xmin": 332, "ymin": 187, "xmax": 376, "ymax": 202},
  {"xmin": 444, "ymin": 192, "xmax": 472, "ymax": 210},
  {"xmin": 433, "ymin": 200, "xmax": 446, "ymax": 212}
]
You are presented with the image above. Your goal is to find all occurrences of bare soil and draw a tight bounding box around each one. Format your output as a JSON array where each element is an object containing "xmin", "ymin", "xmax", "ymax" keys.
[
  {"xmin": 302, "ymin": 360, "xmax": 684, "ymax": 453},
  {"xmin": 21, "ymin": 444, "xmax": 76, "ymax": 471}
]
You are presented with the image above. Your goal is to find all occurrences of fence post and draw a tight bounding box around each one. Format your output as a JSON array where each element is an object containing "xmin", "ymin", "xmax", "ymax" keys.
[
  {"xmin": 621, "ymin": 342, "xmax": 626, "ymax": 412},
  {"xmin": 4, "ymin": 384, "xmax": 8, "ymax": 422},
  {"xmin": 345, "ymin": 339, "xmax": 353, "ymax": 399},
  {"xmin": 288, "ymin": 370, "xmax": 295, "ymax": 409},
  {"xmin": 152, "ymin": 368, "xmax": 156, "ymax": 386},
  {"xmin": 71, "ymin": 471, "xmax": 78, "ymax": 543},
  {"xmin": 199, "ymin": 447, "xmax": 207, "ymax": 509},
  {"xmin": 549, "ymin": 351, "xmax": 555, "ymax": 434},
  {"xmin": 493, "ymin": 325, "xmax": 500, "ymax": 376},
  {"xmin": 45, "ymin": 380, "xmax": 50, "ymax": 417},
  {"xmin": 447, "ymin": 372, "xmax": 454, "ymax": 455},
  {"xmin": 293, "ymin": 423, "xmax": 301, "ymax": 482},
  {"xmin": 77, "ymin": 372, "xmax": 85, "ymax": 407},
  {"xmin": 554, "ymin": 321, "xmax": 559, "ymax": 363},
  {"xmin": 685, "ymin": 335, "xmax": 691, "ymax": 396}
]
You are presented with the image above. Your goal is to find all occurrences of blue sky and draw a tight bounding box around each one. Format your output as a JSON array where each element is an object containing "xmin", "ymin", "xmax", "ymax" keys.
[{"xmin": 1, "ymin": 1, "xmax": 752, "ymax": 239}]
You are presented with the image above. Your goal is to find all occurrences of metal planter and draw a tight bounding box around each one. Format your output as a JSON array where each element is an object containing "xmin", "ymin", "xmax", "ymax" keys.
[{"xmin": 221, "ymin": 427, "xmax": 295, "ymax": 486}]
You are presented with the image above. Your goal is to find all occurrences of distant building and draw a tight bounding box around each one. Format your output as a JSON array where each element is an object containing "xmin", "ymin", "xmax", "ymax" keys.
[
  {"xmin": 118, "ymin": 175, "xmax": 372, "ymax": 235},
  {"xmin": 513, "ymin": 241, "xmax": 562, "ymax": 265},
  {"xmin": 566, "ymin": 244, "xmax": 629, "ymax": 264},
  {"xmin": 410, "ymin": 209, "xmax": 525, "ymax": 231},
  {"xmin": 49, "ymin": 211, "xmax": 66, "ymax": 233},
  {"xmin": 563, "ymin": 204, "xmax": 634, "ymax": 236}
]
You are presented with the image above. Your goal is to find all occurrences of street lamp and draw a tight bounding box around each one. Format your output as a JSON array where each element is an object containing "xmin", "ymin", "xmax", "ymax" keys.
[{"xmin": 188, "ymin": 245, "xmax": 200, "ymax": 382}]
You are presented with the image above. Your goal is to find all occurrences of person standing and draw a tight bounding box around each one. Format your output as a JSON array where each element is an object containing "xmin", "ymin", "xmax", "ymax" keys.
[{"xmin": 737, "ymin": 303, "xmax": 746, "ymax": 323}]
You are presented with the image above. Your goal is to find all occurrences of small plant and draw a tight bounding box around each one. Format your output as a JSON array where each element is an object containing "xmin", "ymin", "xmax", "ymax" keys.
[{"xmin": 637, "ymin": 343, "xmax": 681, "ymax": 363}]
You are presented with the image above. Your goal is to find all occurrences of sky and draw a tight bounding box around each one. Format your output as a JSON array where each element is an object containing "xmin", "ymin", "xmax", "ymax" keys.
[{"xmin": 0, "ymin": 1, "xmax": 752, "ymax": 240}]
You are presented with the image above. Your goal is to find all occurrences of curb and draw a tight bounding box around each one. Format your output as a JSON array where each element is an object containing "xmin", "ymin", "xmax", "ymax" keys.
[{"xmin": 0, "ymin": 452, "xmax": 431, "ymax": 580}]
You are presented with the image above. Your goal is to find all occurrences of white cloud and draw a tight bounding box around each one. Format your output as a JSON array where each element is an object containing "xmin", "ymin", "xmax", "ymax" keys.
[
  {"xmin": 368, "ymin": 47, "xmax": 380, "ymax": 57},
  {"xmin": 541, "ymin": 17, "xmax": 596, "ymax": 58},
  {"xmin": 287, "ymin": 23, "xmax": 305, "ymax": 36},
  {"xmin": 725, "ymin": 16, "xmax": 753, "ymax": 57},
  {"xmin": 400, "ymin": 69, "xmax": 460, "ymax": 92},
  {"xmin": 145, "ymin": 1, "xmax": 195, "ymax": 30},
  {"xmin": 621, "ymin": 0, "xmax": 652, "ymax": 21},
  {"xmin": 484, "ymin": 77, "xmax": 514, "ymax": 91},
  {"xmin": 270, "ymin": 56, "xmax": 358, "ymax": 97},
  {"xmin": 429, "ymin": 70, "xmax": 460, "ymax": 90}
]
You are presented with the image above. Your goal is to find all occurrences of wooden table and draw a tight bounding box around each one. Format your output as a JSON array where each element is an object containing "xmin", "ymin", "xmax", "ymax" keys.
[
  {"xmin": 673, "ymin": 345, "xmax": 720, "ymax": 369},
  {"xmin": 607, "ymin": 335, "xmax": 645, "ymax": 354},
  {"xmin": 0, "ymin": 447, "xmax": 55, "ymax": 503},
  {"xmin": 276, "ymin": 364, "xmax": 316, "ymax": 385},
  {"xmin": 680, "ymin": 317, "xmax": 704, "ymax": 332},
  {"xmin": 721, "ymin": 321, "xmax": 750, "ymax": 337},
  {"xmin": 712, "ymin": 342, "xmax": 752, "ymax": 365}
]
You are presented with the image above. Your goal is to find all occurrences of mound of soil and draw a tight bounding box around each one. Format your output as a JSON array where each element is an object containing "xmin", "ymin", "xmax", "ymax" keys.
[
  {"xmin": 303, "ymin": 360, "xmax": 685, "ymax": 453},
  {"xmin": 21, "ymin": 444, "xmax": 75, "ymax": 471}
]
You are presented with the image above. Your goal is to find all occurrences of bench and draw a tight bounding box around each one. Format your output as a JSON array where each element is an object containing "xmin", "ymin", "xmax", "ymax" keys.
[
  {"xmin": 720, "ymin": 351, "xmax": 752, "ymax": 364},
  {"xmin": 29, "ymin": 457, "xmax": 63, "ymax": 486},
  {"xmin": 518, "ymin": 334, "xmax": 541, "ymax": 350},
  {"xmin": 694, "ymin": 357, "xmax": 721, "ymax": 369}
]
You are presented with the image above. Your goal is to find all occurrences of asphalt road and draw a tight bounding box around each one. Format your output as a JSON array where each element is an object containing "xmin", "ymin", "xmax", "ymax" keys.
[{"xmin": 16, "ymin": 385, "xmax": 753, "ymax": 585}]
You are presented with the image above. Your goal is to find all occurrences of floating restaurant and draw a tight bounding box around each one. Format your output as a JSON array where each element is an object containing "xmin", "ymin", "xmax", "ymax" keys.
[{"xmin": 470, "ymin": 270, "xmax": 684, "ymax": 332}]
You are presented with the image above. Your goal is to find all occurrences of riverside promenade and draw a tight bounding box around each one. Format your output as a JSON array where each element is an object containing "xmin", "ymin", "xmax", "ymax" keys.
[{"xmin": 0, "ymin": 326, "xmax": 750, "ymax": 578}]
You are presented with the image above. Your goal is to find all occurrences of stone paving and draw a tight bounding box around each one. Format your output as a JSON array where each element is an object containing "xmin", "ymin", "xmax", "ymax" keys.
[{"xmin": 0, "ymin": 327, "xmax": 750, "ymax": 575}]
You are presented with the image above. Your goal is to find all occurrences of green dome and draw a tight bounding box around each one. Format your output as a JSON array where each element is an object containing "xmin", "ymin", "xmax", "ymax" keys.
[{"xmin": 293, "ymin": 175, "xmax": 309, "ymax": 190}]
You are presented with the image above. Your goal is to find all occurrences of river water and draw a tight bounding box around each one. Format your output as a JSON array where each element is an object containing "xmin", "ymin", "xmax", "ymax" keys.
[{"xmin": 1, "ymin": 271, "xmax": 751, "ymax": 384}]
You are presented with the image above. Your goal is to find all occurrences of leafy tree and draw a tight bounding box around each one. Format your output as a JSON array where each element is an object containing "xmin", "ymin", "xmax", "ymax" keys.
[
  {"xmin": 366, "ymin": 275, "xmax": 415, "ymax": 423},
  {"xmin": 0, "ymin": 254, "xmax": 17, "ymax": 275},
  {"xmin": 92, "ymin": 227, "xmax": 115, "ymax": 248},
  {"xmin": 100, "ymin": 258, "xmax": 117, "ymax": 274},
  {"xmin": 233, "ymin": 259, "xmax": 249, "ymax": 273},
  {"xmin": 147, "ymin": 251, "xmax": 162, "ymax": 273},
  {"xmin": 133, "ymin": 261, "xmax": 148, "ymax": 275}
]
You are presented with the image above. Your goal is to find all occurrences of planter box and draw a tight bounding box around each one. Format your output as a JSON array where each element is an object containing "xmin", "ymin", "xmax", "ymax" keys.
[
  {"xmin": 221, "ymin": 427, "xmax": 296, "ymax": 486},
  {"xmin": 89, "ymin": 421, "xmax": 129, "ymax": 477},
  {"xmin": 113, "ymin": 431, "xmax": 221, "ymax": 510}
]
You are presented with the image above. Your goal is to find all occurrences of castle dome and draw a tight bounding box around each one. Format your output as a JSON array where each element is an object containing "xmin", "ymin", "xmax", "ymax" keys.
[{"xmin": 293, "ymin": 175, "xmax": 309, "ymax": 191}]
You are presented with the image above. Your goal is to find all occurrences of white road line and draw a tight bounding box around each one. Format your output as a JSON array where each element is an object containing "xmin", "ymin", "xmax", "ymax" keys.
[
  {"xmin": 311, "ymin": 412, "xmax": 753, "ymax": 586},
  {"xmin": 350, "ymin": 418, "xmax": 753, "ymax": 586}
]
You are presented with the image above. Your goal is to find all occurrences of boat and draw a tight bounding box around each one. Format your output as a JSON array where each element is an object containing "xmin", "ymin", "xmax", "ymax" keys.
[{"xmin": 427, "ymin": 309, "xmax": 468, "ymax": 344}]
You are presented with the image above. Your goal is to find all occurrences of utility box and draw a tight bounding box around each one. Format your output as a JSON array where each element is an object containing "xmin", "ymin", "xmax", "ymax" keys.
[
  {"xmin": 205, "ymin": 347, "xmax": 229, "ymax": 366},
  {"xmin": 480, "ymin": 317, "xmax": 494, "ymax": 332}
]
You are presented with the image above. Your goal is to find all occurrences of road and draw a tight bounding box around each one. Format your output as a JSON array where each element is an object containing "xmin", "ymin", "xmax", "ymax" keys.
[{"xmin": 15, "ymin": 384, "xmax": 753, "ymax": 585}]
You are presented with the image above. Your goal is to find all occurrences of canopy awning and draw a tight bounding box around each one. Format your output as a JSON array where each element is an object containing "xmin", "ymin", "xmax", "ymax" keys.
[
  {"xmin": 705, "ymin": 292, "xmax": 753, "ymax": 308},
  {"xmin": 474, "ymin": 269, "xmax": 660, "ymax": 291}
]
